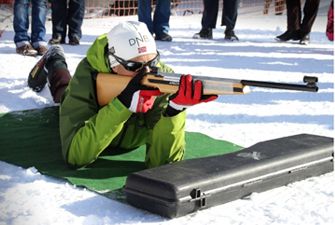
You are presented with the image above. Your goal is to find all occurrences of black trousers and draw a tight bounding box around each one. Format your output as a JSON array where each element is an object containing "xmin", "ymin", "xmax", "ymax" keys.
[
  {"xmin": 201, "ymin": 0, "xmax": 239, "ymax": 31},
  {"xmin": 286, "ymin": 0, "xmax": 320, "ymax": 35},
  {"xmin": 51, "ymin": 0, "xmax": 85, "ymax": 40}
]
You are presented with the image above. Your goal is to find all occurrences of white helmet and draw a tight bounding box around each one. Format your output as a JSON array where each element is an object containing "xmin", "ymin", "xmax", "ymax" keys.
[{"xmin": 107, "ymin": 21, "xmax": 157, "ymax": 68}]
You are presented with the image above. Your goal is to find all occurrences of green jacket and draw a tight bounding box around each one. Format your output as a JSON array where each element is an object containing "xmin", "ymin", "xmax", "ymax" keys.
[{"xmin": 59, "ymin": 34, "xmax": 186, "ymax": 168}]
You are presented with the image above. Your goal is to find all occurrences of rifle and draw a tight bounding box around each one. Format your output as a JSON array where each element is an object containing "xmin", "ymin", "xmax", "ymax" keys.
[{"xmin": 96, "ymin": 72, "xmax": 318, "ymax": 106}]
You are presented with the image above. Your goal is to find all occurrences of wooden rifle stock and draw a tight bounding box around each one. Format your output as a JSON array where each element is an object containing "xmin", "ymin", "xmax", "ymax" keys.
[{"xmin": 96, "ymin": 72, "xmax": 318, "ymax": 106}]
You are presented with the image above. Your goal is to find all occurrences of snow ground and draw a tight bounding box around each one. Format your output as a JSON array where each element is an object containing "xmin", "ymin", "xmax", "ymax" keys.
[{"xmin": 0, "ymin": 4, "xmax": 334, "ymax": 225}]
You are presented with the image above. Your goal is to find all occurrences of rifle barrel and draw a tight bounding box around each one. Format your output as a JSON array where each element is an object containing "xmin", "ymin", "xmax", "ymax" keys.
[{"xmin": 241, "ymin": 76, "xmax": 318, "ymax": 92}]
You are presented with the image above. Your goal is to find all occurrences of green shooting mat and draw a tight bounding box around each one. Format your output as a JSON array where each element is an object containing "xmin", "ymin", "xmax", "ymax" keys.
[{"xmin": 0, "ymin": 107, "xmax": 242, "ymax": 200}]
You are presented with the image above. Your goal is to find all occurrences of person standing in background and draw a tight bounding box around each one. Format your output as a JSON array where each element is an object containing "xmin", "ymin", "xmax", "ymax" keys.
[
  {"xmin": 138, "ymin": 0, "xmax": 172, "ymax": 41},
  {"xmin": 49, "ymin": 0, "xmax": 85, "ymax": 45},
  {"xmin": 13, "ymin": 0, "xmax": 48, "ymax": 56},
  {"xmin": 275, "ymin": 0, "xmax": 320, "ymax": 45},
  {"xmin": 326, "ymin": 0, "xmax": 333, "ymax": 41},
  {"xmin": 193, "ymin": 0, "xmax": 240, "ymax": 41}
]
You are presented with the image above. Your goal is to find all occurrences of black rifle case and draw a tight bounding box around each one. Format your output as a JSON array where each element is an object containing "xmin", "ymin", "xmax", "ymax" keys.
[{"xmin": 124, "ymin": 134, "xmax": 334, "ymax": 218}]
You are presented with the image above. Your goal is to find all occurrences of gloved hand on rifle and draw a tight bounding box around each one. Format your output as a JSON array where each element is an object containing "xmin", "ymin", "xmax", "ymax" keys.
[
  {"xmin": 117, "ymin": 68, "xmax": 162, "ymax": 113},
  {"xmin": 165, "ymin": 74, "xmax": 218, "ymax": 116}
]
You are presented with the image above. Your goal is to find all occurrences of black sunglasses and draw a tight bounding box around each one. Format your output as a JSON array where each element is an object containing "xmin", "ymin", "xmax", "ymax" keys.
[{"xmin": 110, "ymin": 50, "xmax": 160, "ymax": 72}]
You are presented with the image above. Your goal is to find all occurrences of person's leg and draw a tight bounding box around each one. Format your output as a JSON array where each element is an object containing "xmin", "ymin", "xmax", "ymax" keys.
[
  {"xmin": 46, "ymin": 50, "xmax": 71, "ymax": 103},
  {"xmin": 153, "ymin": 0, "xmax": 171, "ymax": 40},
  {"xmin": 138, "ymin": 0, "xmax": 153, "ymax": 34},
  {"xmin": 67, "ymin": 0, "xmax": 85, "ymax": 45},
  {"xmin": 28, "ymin": 45, "xmax": 71, "ymax": 103},
  {"xmin": 326, "ymin": 0, "xmax": 333, "ymax": 41},
  {"xmin": 222, "ymin": 0, "xmax": 239, "ymax": 40},
  {"xmin": 13, "ymin": 0, "xmax": 30, "ymax": 44},
  {"xmin": 50, "ymin": 0, "xmax": 67, "ymax": 43},
  {"xmin": 300, "ymin": 0, "xmax": 320, "ymax": 35},
  {"xmin": 31, "ymin": 0, "xmax": 48, "ymax": 54},
  {"xmin": 193, "ymin": 0, "xmax": 218, "ymax": 39},
  {"xmin": 201, "ymin": 0, "xmax": 219, "ymax": 29},
  {"xmin": 275, "ymin": 0, "xmax": 301, "ymax": 41},
  {"xmin": 286, "ymin": 0, "xmax": 301, "ymax": 31},
  {"xmin": 222, "ymin": 0, "xmax": 239, "ymax": 31},
  {"xmin": 298, "ymin": 0, "xmax": 320, "ymax": 44},
  {"xmin": 13, "ymin": 0, "xmax": 37, "ymax": 56}
]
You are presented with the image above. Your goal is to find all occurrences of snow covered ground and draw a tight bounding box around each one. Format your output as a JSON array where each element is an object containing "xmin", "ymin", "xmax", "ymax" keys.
[{"xmin": 0, "ymin": 4, "xmax": 334, "ymax": 225}]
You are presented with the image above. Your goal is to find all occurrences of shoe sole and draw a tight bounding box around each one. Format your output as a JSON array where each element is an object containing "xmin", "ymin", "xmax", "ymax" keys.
[
  {"xmin": 299, "ymin": 41, "xmax": 309, "ymax": 45},
  {"xmin": 275, "ymin": 37, "xmax": 289, "ymax": 42},
  {"xmin": 27, "ymin": 71, "xmax": 47, "ymax": 92},
  {"xmin": 68, "ymin": 42, "xmax": 80, "ymax": 46},
  {"xmin": 193, "ymin": 36, "xmax": 213, "ymax": 40},
  {"xmin": 224, "ymin": 37, "xmax": 239, "ymax": 41},
  {"xmin": 27, "ymin": 54, "xmax": 48, "ymax": 92}
]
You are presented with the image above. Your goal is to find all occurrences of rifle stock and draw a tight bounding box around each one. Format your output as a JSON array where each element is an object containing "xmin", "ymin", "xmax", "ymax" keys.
[{"xmin": 96, "ymin": 72, "xmax": 318, "ymax": 106}]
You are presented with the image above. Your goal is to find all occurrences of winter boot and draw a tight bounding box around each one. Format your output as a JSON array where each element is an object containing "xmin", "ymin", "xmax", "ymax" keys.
[
  {"xmin": 49, "ymin": 34, "xmax": 65, "ymax": 45},
  {"xmin": 275, "ymin": 30, "xmax": 301, "ymax": 42},
  {"xmin": 27, "ymin": 55, "xmax": 48, "ymax": 92},
  {"xmin": 28, "ymin": 45, "xmax": 71, "ymax": 103},
  {"xmin": 224, "ymin": 29, "xmax": 239, "ymax": 41},
  {"xmin": 28, "ymin": 45, "xmax": 66, "ymax": 92},
  {"xmin": 155, "ymin": 33, "xmax": 173, "ymax": 42},
  {"xmin": 299, "ymin": 33, "xmax": 310, "ymax": 45},
  {"xmin": 193, "ymin": 28, "xmax": 213, "ymax": 39}
]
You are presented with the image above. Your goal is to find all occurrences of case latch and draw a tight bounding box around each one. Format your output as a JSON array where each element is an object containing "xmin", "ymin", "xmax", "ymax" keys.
[{"xmin": 190, "ymin": 188, "xmax": 208, "ymax": 208}]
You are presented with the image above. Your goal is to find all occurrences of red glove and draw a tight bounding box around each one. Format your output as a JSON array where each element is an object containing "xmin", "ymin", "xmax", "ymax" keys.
[{"xmin": 168, "ymin": 74, "xmax": 218, "ymax": 111}]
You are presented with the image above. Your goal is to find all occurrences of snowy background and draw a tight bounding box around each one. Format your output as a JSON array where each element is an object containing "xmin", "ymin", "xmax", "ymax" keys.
[{"xmin": 0, "ymin": 3, "xmax": 334, "ymax": 225}]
